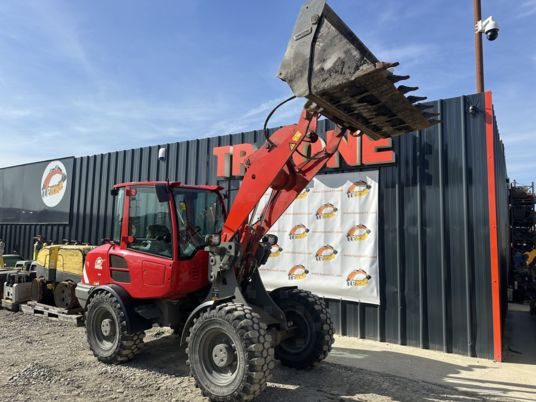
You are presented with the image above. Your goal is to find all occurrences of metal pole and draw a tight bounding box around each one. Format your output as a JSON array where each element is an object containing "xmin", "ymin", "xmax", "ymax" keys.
[{"xmin": 473, "ymin": 0, "xmax": 484, "ymax": 92}]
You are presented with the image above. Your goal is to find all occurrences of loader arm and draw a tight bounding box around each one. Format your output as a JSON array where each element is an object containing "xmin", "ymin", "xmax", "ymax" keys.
[{"xmin": 205, "ymin": 0, "xmax": 437, "ymax": 310}]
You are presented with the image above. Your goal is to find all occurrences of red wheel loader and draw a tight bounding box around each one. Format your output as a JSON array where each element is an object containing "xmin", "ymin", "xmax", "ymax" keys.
[{"xmin": 76, "ymin": 1, "xmax": 437, "ymax": 400}]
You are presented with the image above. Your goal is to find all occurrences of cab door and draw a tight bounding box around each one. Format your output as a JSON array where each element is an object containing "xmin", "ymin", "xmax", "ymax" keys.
[{"xmin": 110, "ymin": 185, "xmax": 176, "ymax": 299}]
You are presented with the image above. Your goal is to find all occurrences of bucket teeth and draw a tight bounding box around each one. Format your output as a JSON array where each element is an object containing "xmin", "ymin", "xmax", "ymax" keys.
[
  {"xmin": 397, "ymin": 85, "xmax": 419, "ymax": 94},
  {"xmin": 427, "ymin": 119, "xmax": 441, "ymax": 125},
  {"xmin": 381, "ymin": 61, "xmax": 400, "ymax": 69},
  {"xmin": 388, "ymin": 74, "xmax": 410, "ymax": 83},
  {"xmin": 407, "ymin": 95, "xmax": 427, "ymax": 104}
]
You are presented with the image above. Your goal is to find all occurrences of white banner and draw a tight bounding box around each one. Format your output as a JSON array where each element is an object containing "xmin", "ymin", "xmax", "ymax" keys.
[{"xmin": 258, "ymin": 171, "xmax": 380, "ymax": 305}]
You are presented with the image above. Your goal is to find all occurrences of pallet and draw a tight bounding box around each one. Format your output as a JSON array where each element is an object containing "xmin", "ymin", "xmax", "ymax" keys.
[
  {"xmin": 21, "ymin": 301, "xmax": 84, "ymax": 326},
  {"xmin": 1, "ymin": 299, "xmax": 20, "ymax": 312}
]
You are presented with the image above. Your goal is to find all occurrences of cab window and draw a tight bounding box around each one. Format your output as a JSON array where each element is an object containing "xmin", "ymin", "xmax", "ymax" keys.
[
  {"xmin": 173, "ymin": 188, "xmax": 224, "ymax": 258},
  {"xmin": 127, "ymin": 186, "xmax": 173, "ymax": 258},
  {"xmin": 112, "ymin": 188, "xmax": 125, "ymax": 244}
]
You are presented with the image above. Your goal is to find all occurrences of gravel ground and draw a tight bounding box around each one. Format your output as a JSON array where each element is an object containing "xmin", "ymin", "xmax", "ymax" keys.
[{"xmin": 0, "ymin": 309, "xmax": 490, "ymax": 401}]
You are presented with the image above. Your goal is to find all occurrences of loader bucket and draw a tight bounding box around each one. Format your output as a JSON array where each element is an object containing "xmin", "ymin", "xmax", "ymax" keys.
[{"xmin": 278, "ymin": 0, "xmax": 436, "ymax": 139}]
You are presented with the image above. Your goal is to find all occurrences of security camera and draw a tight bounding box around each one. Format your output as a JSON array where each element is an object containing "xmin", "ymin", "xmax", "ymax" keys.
[
  {"xmin": 475, "ymin": 16, "xmax": 499, "ymax": 41},
  {"xmin": 158, "ymin": 147, "xmax": 166, "ymax": 162}
]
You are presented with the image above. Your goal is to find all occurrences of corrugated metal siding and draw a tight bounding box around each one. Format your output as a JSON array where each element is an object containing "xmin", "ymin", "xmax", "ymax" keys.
[{"xmin": 0, "ymin": 92, "xmax": 507, "ymax": 359}]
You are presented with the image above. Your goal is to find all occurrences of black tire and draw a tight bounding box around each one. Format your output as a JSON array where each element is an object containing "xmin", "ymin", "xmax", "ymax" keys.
[
  {"xmin": 53, "ymin": 281, "xmax": 79, "ymax": 310},
  {"xmin": 86, "ymin": 291, "xmax": 145, "ymax": 364},
  {"xmin": 271, "ymin": 288, "xmax": 334, "ymax": 369},
  {"xmin": 31, "ymin": 277, "xmax": 53, "ymax": 304},
  {"xmin": 186, "ymin": 303, "xmax": 274, "ymax": 401}
]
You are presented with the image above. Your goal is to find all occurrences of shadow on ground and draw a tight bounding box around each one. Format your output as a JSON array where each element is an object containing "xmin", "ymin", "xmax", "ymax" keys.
[{"xmin": 126, "ymin": 334, "xmax": 493, "ymax": 402}]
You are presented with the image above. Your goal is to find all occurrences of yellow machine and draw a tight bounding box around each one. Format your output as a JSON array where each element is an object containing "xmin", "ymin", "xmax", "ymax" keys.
[{"xmin": 32, "ymin": 244, "xmax": 95, "ymax": 309}]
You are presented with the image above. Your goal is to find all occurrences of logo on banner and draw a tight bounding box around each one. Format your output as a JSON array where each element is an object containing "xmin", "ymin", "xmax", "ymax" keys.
[
  {"xmin": 346, "ymin": 180, "xmax": 371, "ymax": 198},
  {"xmin": 269, "ymin": 244, "xmax": 283, "ymax": 258},
  {"xmin": 296, "ymin": 188, "xmax": 311, "ymax": 199},
  {"xmin": 41, "ymin": 160, "xmax": 68, "ymax": 207},
  {"xmin": 314, "ymin": 245, "xmax": 338, "ymax": 261},
  {"xmin": 346, "ymin": 224, "xmax": 372, "ymax": 241},
  {"xmin": 288, "ymin": 264, "xmax": 309, "ymax": 280},
  {"xmin": 346, "ymin": 269, "xmax": 371, "ymax": 287},
  {"xmin": 315, "ymin": 203, "xmax": 338, "ymax": 220},
  {"xmin": 289, "ymin": 224, "xmax": 310, "ymax": 240}
]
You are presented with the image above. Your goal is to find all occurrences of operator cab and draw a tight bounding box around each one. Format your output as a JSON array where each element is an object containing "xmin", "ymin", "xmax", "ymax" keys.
[
  {"xmin": 84, "ymin": 181, "xmax": 226, "ymax": 300},
  {"xmin": 112, "ymin": 182, "xmax": 225, "ymax": 260}
]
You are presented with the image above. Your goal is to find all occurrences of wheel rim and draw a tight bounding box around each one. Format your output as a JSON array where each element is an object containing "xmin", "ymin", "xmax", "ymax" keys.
[
  {"xmin": 91, "ymin": 307, "xmax": 118, "ymax": 352},
  {"xmin": 280, "ymin": 308, "xmax": 312, "ymax": 355},
  {"xmin": 198, "ymin": 328, "xmax": 239, "ymax": 387}
]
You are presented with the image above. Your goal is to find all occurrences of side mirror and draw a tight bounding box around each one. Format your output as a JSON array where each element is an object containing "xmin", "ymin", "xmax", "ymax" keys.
[
  {"xmin": 110, "ymin": 188, "xmax": 119, "ymax": 196},
  {"xmin": 155, "ymin": 183, "xmax": 171, "ymax": 202}
]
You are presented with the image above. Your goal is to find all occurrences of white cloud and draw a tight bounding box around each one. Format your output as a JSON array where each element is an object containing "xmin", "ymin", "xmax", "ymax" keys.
[
  {"xmin": 501, "ymin": 131, "xmax": 536, "ymax": 144},
  {"xmin": 518, "ymin": 0, "xmax": 536, "ymax": 18},
  {"xmin": 373, "ymin": 44, "xmax": 438, "ymax": 68}
]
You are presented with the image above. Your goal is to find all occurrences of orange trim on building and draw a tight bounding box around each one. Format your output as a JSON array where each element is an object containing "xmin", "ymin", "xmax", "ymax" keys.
[{"xmin": 484, "ymin": 90, "xmax": 502, "ymax": 362}]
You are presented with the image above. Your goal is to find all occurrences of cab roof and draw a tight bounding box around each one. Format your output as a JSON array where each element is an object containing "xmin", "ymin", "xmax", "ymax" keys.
[{"xmin": 112, "ymin": 181, "xmax": 222, "ymax": 191}]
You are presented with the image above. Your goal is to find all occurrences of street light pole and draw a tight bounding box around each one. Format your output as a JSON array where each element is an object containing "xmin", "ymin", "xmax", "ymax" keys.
[{"xmin": 473, "ymin": 0, "xmax": 484, "ymax": 93}]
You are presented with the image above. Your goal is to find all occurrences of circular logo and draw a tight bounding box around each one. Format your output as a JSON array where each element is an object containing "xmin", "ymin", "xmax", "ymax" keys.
[
  {"xmin": 346, "ymin": 224, "xmax": 372, "ymax": 241},
  {"xmin": 288, "ymin": 264, "xmax": 309, "ymax": 281},
  {"xmin": 346, "ymin": 269, "xmax": 372, "ymax": 287},
  {"xmin": 41, "ymin": 160, "xmax": 68, "ymax": 207},
  {"xmin": 346, "ymin": 180, "xmax": 371, "ymax": 198},
  {"xmin": 289, "ymin": 224, "xmax": 310, "ymax": 240},
  {"xmin": 314, "ymin": 245, "xmax": 338, "ymax": 261},
  {"xmin": 315, "ymin": 203, "xmax": 338, "ymax": 220}
]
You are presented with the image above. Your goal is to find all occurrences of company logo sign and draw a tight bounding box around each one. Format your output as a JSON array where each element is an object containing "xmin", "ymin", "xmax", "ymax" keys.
[
  {"xmin": 289, "ymin": 224, "xmax": 310, "ymax": 240},
  {"xmin": 346, "ymin": 269, "xmax": 371, "ymax": 287},
  {"xmin": 213, "ymin": 130, "xmax": 396, "ymax": 178},
  {"xmin": 41, "ymin": 161, "xmax": 68, "ymax": 207},
  {"xmin": 269, "ymin": 244, "xmax": 283, "ymax": 258},
  {"xmin": 346, "ymin": 224, "xmax": 371, "ymax": 241},
  {"xmin": 315, "ymin": 203, "xmax": 338, "ymax": 220},
  {"xmin": 346, "ymin": 180, "xmax": 371, "ymax": 198},
  {"xmin": 314, "ymin": 245, "xmax": 338, "ymax": 261},
  {"xmin": 288, "ymin": 264, "xmax": 309, "ymax": 280}
]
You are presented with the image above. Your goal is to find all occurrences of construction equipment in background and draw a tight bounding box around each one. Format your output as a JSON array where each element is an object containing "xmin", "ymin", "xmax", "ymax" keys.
[
  {"xmin": 32, "ymin": 235, "xmax": 48, "ymax": 260},
  {"xmin": 32, "ymin": 244, "xmax": 95, "ymax": 309},
  {"xmin": 509, "ymin": 181, "xmax": 536, "ymax": 313},
  {"xmin": 76, "ymin": 1, "xmax": 436, "ymax": 400},
  {"xmin": 1, "ymin": 261, "xmax": 35, "ymax": 311}
]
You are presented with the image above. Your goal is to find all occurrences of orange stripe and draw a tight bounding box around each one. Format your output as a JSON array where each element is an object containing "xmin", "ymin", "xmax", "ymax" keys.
[{"xmin": 484, "ymin": 91, "xmax": 502, "ymax": 362}]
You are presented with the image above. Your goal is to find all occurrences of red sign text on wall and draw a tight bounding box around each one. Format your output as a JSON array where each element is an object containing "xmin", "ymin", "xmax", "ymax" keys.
[{"xmin": 213, "ymin": 129, "xmax": 395, "ymax": 178}]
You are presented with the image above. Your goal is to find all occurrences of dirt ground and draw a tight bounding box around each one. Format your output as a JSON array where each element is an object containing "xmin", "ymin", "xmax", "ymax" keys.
[{"xmin": 0, "ymin": 309, "xmax": 495, "ymax": 402}]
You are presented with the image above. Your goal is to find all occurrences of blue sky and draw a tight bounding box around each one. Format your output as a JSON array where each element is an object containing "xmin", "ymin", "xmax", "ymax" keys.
[{"xmin": 0, "ymin": 0, "xmax": 534, "ymax": 183}]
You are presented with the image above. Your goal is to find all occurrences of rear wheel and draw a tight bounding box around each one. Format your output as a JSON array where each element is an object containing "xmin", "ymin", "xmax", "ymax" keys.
[
  {"xmin": 53, "ymin": 281, "xmax": 79, "ymax": 309},
  {"xmin": 271, "ymin": 288, "xmax": 334, "ymax": 369},
  {"xmin": 187, "ymin": 303, "xmax": 274, "ymax": 401},
  {"xmin": 86, "ymin": 291, "xmax": 145, "ymax": 364},
  {"xmin": 31, "ymin": 277, "xmax": 53, "ymax": 304}
]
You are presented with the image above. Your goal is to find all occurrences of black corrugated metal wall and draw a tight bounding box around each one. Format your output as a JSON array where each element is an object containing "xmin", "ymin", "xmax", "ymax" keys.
[{"xmin": 0, "ymin": 92, "xmax": 508, "ymax": 359}]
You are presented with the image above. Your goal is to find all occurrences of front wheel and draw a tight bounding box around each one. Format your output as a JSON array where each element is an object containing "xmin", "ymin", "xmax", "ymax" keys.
[
  {"xmin": 85, "ymin": 291, "xmax": 145, "ymax": 364},
  {"xmin": 186, "ymin": 303, "xmax": 275, "ymax": 401},
  {"xmin": 271, "ymin": 288, "xmax": 334, "ymax": 369}
]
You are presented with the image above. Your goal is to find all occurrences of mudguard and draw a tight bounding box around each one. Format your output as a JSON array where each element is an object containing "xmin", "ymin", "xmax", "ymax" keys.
[{"xmin": 87, "ymin": 284, "xmax": 152, "ymax": 333}]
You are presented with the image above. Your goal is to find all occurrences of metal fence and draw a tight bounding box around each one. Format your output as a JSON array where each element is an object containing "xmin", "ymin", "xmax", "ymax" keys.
[{"xmin": 0, "ymin": 92, "xmax": 508, "ymax": 359}]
